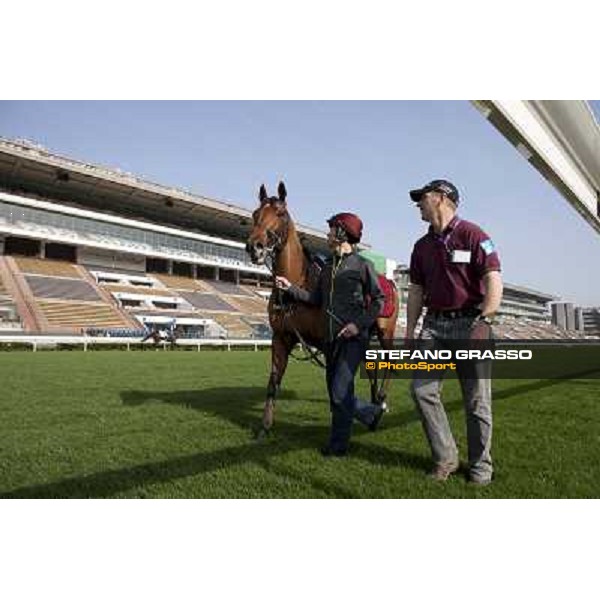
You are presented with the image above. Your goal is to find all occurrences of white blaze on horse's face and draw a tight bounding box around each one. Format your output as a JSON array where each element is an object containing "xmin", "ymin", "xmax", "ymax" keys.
[
  {"xmin": 247, "ymin": 239, "xmax": 268, "ymax": 265},
  {"xmin": 246, "ymin": 203, "xmax": 281, "ymax": 265},
  {"xmin": 245, "ymin": 239, "xmax": 266, "ymax": 265},
  {"xmin": 246, "ymin": 182, "xmax": 289, "ymax": 265}
]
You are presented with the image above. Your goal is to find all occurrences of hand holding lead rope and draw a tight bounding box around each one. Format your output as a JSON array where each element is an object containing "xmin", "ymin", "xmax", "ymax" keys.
[{"xmin": 275, "ymin": 276, "xmax": 292, "ymax": 290}]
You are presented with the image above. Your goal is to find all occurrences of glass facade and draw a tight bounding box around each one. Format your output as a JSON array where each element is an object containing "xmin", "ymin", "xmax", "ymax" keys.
[{"xmin": 0, "ymin": 200, "xmax": 259, "ymax": 270}]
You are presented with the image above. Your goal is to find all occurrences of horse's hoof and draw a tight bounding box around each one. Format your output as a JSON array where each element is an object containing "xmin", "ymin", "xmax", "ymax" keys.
[
  {"xmin": 253, "ymin": 425, "xmax": 271, "ymax": 440},
  {"xmin": 375, "ymin": 395, "xmax": 388, "ymax": 410}
]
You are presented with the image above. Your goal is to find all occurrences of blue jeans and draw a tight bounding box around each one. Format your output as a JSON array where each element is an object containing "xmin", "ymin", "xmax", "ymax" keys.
[{"xmin": 325, "ymin": 337, "xmax": 379, "ymax": 452}]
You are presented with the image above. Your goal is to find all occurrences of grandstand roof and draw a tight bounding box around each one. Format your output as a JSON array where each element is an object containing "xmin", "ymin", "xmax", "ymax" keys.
[
  {"xmin": 503, "ymin": 282, "xmax": 558, "ymax": 302},
  {"xmin": 472, "ymin": 101, "xmax": 600, "ymax": 235},
  {"xmin": 0, "ymin": 137, "xmax": 333, "ymax": 253}
]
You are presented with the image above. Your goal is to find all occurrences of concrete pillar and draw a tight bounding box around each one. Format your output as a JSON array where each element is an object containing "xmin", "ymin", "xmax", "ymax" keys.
[{"xmin": 565, "ymin": 303, "xmax": 575, "ymax": 330}]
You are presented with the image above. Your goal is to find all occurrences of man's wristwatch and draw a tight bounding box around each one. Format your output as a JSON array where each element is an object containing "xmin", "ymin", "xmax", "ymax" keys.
[{"xmin": 477, "ymin": 313, "xmax": 493, "ymax": 325}]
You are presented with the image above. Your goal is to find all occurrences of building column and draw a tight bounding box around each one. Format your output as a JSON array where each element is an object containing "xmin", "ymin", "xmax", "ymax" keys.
[{"xmin": 40, "ymin": 241, "xmax": 46, "ymax": 259}]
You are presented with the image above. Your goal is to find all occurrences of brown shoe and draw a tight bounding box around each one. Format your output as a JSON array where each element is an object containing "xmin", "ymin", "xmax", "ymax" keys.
[
  {"xmin": 428, "ymin": 461, "xmax": 460, "ymax": 482},
  {"xmin": 468, "ymin": 474, "xmax": 493, "ymax": 486}
]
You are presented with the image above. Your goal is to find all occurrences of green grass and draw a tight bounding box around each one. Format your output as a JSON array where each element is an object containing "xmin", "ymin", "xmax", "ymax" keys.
[{"xmin": 0, "ymin": 350, "xmax": 599, "ymax": 498}]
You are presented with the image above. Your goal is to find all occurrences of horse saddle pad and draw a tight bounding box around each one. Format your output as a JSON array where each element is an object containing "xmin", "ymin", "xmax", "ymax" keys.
[{"xmin": 377, "ymin": 275, "xmax": 396, "ymax": 318}]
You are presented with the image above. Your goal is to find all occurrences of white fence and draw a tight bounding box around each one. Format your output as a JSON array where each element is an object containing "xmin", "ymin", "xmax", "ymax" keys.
[{"xmin": 0, "ymin": 335, "xmax": 272, "ymax": 352}]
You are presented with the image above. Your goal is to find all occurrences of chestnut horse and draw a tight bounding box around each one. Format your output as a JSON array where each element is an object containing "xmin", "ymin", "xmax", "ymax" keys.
[{"xmin": 246, "ymin": 181, "xmax": 399, "ymax": 433}]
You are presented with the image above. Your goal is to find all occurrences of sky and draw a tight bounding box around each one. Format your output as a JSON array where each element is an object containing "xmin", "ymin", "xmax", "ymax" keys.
[{"xmin": 0, "ymin": 100, "xmax": 599, "ymax": 306}]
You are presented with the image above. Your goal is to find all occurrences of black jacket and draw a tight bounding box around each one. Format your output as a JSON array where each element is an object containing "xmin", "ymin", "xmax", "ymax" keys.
[{"xmin": 287, "ymin": 251, "xmax": 384, "ymax": 342}]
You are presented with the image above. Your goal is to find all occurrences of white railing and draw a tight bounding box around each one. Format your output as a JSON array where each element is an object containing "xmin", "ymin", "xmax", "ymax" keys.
[{"xmin": 0, "ymin": 335, "xmax": 272, "ymax": 352}]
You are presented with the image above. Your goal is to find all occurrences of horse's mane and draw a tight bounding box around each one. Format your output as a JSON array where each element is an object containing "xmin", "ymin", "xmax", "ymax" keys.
[{"xmin": 301, "ymin": 243, "xmax": 330, "ymax": 267}]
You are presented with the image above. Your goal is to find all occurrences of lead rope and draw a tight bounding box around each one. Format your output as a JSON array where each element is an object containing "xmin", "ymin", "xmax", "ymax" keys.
[{"xmin": 264, "ymin": 245, "xmax": 326, "ymax": 370}]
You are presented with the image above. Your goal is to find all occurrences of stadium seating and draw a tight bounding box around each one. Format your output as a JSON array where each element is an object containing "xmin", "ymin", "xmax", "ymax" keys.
[
  {"xmin": 25, "ymin": 275, "xmax": 102, "ymax": 302},
  {"xmin": 226, "ymin": 295, "xmax": 269, "ymax": 314},
  {"xmin": 154, "ymin": 274, "xmax": 205, "ymax": 291},
  {"xmin": 8, "ymin": 255, "xmax": 600, "ymax": 340},
  {"xmin": 242, "ymin": 316, "xmax": 272, "ymax": 339},
  {"xmin": 179, "ymin": 291, "xmax": 237, "ymax": 312},
  {"xmin": 9, "ymin": 254, "xmax": 596, "ymax": 341},
  {"xmin": 15, "ymin": 257, "xmax": 81, "ymax": 278},
  {"xmin": 3, "ymin": 160, "xmax": 598, "ymax": 342},
  {"xmin": 102, "ymin": 270, "xmax": 272, "ymax": 338},
  {"xmin": 0, "ymin": 273, "xmax": 20, "ymax": 326},
  {"xmin": 211, "ymin": 313, "xmax": 254, "ymax": 338},
  {"xmin": 203, "ymin": 279, "xmax": 253, "ymax": 296},
  {"xmin": 5, "ymin": 259, "xmax": 134, "ymax": 331},
  {"xmin": 493, "ymin": 316, "xmax": 592, "ymax": 340},
  {"xmin": 392, "ymin": 314, "xmax": 595, "ymax": 341},
  {"xmin": 36, "ymin": 300, "xmax": 130, "ymax": 329},
  {"xmin": 100, "ymin": 284, "xmax": 161, "ymax": 295}
]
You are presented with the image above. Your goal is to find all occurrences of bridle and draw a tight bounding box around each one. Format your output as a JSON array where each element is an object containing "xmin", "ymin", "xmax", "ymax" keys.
[
  {"xmin": 264, "ymin": 218, "xmax": 289, "ymax": 256},
  {"xmin": 251, "ymin": 198, "xmax": 290, "ymax": 258},
  {"xmin": 255, "ymin": 207, "xmax": 326, "ymax": 369}
]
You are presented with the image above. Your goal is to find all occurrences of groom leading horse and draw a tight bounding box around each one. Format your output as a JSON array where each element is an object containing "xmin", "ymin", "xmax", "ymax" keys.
[{"xmin": 246, "ymin": 182, "xmax": 399, "ymax": 446}]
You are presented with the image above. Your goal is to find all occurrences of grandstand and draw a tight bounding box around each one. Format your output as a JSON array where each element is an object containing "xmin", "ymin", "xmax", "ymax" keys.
[
  {"xmin": 0, "ymin": 136, "xmax": 596, "ymax": 342},
  {"xmin": 392, "ymin": 263, "xmax": 595, "ymax": 340},
  {"xmin": 498, "ymin": 283, "xmax": 556, "ymax": 322},
  {"xmin": 580, "ymin": 307, "xmax": 600, "ymax": 337},
  {"xmin": 0, "ymin": 137, "xmax": 337, "ymax": 339},
  {"xmin": 493, "ymin": 315, "xmax": 592, "ymax": 340},
  {"xmin": 394, "ymin": 265, "xmax": 556, "ymax": 322},
  {"xmin": 0, "ymin": 268, "xmax": 20, "ymax": 329}
]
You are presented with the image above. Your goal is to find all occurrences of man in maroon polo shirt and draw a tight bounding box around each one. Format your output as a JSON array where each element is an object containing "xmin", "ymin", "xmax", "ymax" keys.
[{"xmin": 406, "ymin": 179, "xmax": 503, "ymax": 485}]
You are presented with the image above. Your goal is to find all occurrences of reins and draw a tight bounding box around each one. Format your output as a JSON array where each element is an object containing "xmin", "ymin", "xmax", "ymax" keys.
[{"xmin": 263, "ymin": 240, "xmax": 327, "ymax": 370}]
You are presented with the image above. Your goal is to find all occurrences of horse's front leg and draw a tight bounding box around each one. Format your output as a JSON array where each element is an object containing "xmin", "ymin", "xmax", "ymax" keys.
[
  {"xmin": 261, "ymin": 334, "xmax": 292, "ymax": 433},
  {"xmin": 365, "ymin": 329, "xmax": 382, "ymax": 406},
  {"xmin": 375, "ymin": 327, "xmax": 395, "ymax": 407},
  {"xmin": 366, "ymin": 352, "xmax": 379, "ymax": 405}
]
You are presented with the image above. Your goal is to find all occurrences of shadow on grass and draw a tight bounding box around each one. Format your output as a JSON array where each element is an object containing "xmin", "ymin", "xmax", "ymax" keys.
[
  {"xmin": 492, "ymin": 368, "xmax": 600, "ymax": 401},
  {"xmin": 5, "ymin": 372, "xmax": 596, "ymax": 499},
  {"xmin": 0, "ymin": 432, "xmax": 333, "ymax": 498},
  {"xmin": 1, "ymin": 386, "xmax": 427, "ymax": 498}
]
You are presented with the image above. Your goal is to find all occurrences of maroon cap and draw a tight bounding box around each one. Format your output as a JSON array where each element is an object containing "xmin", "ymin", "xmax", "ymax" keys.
[{"xmin": 327, "ymin": 212, "xmax": 363, "ymax": 243}]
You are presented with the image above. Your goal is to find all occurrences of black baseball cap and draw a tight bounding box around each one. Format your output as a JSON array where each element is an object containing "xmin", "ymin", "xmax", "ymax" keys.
[{"xmin": 409, "ymin": 179, "xmax": 460, "ymax": 204}]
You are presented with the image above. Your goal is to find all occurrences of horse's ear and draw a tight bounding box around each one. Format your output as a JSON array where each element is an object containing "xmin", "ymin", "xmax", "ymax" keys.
[
  {"xmin": 277, "ymin": 181, "xmax": 287, "ymax": 203},
  {"xmin": 259, "ymin": 184, "xmax": 268, "ymax": 204}
]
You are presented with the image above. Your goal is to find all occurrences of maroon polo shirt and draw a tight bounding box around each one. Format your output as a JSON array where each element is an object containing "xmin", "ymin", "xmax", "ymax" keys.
[{"xmin": 409, "ymin": 215, "xmax": 501, "ymax": 310}]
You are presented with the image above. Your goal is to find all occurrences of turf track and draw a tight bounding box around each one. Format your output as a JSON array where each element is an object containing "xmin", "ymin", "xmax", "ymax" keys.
[{"xmin": 0, "ymin": 350, "xmax": 598, "ymax": 498}]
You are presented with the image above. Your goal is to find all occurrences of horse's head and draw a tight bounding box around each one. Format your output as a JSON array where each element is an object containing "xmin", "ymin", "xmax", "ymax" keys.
[{"xmin": 246, "ymin": 181, "xmax": 291, "ymax": 265}]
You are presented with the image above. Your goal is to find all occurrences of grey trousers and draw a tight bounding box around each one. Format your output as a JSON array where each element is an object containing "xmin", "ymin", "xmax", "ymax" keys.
[{"xmin": 410, "ymin": 314, "xmax": 493, "ymax": 481}]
